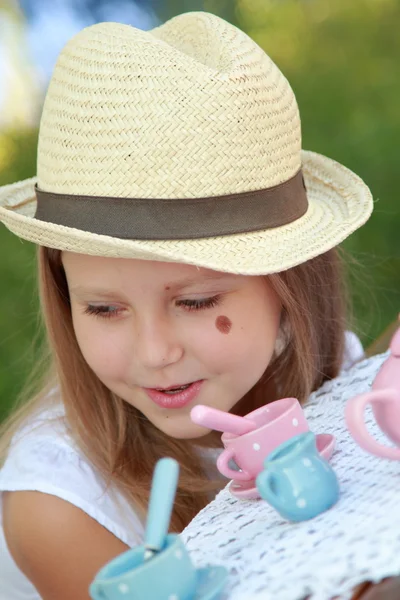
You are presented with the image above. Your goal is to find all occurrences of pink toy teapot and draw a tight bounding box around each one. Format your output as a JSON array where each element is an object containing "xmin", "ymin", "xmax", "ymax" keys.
[{"xmin": 345, "ymin": 322, "xmax": 400, "ymax": 459}]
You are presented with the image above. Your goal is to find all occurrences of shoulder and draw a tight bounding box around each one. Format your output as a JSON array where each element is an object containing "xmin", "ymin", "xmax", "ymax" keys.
[
  {"xmin": 1, "ymin": 401, "xmax": 100, "ymax": 496},
  {"xmin": 0, "ymin": 403, "xmax": 145, "ymax": 547},
  {"xmin": 3, "ymin": 490, "xmax": 129, "ymax": 600},
  {"xmin": 0, "ymin": 405, "xmax": 87, "ymax": 491}
]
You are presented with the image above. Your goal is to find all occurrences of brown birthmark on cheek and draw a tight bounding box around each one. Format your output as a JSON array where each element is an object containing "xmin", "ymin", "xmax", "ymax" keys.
[{"xmin": 215, "ymin": 315, "xmax": 232, "ymax": 334}]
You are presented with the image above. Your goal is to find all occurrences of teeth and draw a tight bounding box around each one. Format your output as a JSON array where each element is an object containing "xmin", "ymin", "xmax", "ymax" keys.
[{"xmin": 161, "ymin": 384, "xmax": 191, "ymax": 394}]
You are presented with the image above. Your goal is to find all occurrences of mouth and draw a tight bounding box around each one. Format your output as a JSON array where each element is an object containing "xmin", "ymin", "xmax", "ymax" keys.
[{"xmin": 143, "ymin": 380, "xmax": 204, "ymax": 409}]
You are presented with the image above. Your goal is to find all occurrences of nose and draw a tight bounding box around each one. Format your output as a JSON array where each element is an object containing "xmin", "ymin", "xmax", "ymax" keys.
[{"xmin": 134, "ymin": 312, "xmax": 184, "ymax": 369}]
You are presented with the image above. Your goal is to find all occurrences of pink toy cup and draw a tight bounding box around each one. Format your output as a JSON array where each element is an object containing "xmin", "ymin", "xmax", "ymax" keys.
[
  {"xmin": 345, "ymin": 389, "xmax": 400, "ymax": 459},
  {"xmin": 216, "ymin": 398, "xmax": 309, "ymax": 481}
]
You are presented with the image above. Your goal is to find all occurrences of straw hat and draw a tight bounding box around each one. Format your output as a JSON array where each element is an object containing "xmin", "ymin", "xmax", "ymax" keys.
[{"xmin": 0, "ymin": 12, "xmax": 373, "ymax": 275}]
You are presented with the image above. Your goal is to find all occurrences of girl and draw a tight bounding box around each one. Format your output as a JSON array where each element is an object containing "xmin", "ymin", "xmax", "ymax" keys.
[{"xmin": 0, "ymin": 11, "xmax": 385, "ymax": 600}]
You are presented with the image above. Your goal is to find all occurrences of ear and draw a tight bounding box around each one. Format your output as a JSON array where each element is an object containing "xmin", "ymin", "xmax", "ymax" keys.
[{"xmin": 273, "ymin": 313, "xmax": 290, "ymax": 358}]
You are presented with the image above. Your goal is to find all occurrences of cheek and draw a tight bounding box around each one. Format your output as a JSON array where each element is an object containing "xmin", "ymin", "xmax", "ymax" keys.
[
  {"xmin": 208, "ymin": 292, "xmax": 281, "ymax": 369},
  {"xmin": 72, "ymin": 315, "xmax": 130, "ymax": 381},
  {"xmin": 196, "ymin": 318, "xmax": 246, "ymax": 368}
]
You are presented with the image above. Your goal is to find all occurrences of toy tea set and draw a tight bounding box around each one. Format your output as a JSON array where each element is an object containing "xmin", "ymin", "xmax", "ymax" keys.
[
  {"xmin": 89, "ymin": 325, "xmax": 400, "ymax": 599},
  {"xmin": 191, "ymin": 398, "xmax": 335, "ymax": 504},
  {"xmin": 90, "ymin": 457, "xmax": 228, "ymax": 600},
  {"xmin": 191, "ymin": 398, "xmax": 339, "ymax": 520}
]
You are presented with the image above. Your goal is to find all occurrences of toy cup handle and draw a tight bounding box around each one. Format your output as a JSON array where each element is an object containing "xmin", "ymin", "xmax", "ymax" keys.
[
  {"xmin": 345, "ymin": 389, "xmax": 400, "ymax": 459},
  {"xmin": 256, "ymin": 470, "xmax": 284, "ymax": 512},
  {"xmin": 216, "ymin": 448, "xmax": 252, "ymax": 481}
]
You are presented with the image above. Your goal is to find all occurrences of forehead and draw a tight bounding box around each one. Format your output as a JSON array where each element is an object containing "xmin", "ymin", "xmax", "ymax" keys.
[{"xmin": 61, "ymin": 252, "xmax": 236, "ymax": 293}]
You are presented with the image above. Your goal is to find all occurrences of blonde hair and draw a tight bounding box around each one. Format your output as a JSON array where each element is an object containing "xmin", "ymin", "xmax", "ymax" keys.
[{"xmin": 0, "ymin": 246, "xmax": 349, "ymax": 531}]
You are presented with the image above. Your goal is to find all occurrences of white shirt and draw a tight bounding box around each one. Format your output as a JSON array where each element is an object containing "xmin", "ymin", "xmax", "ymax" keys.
[{"xmin": 0, "ymin": 332, "xmax": 364, "ymax": 599}]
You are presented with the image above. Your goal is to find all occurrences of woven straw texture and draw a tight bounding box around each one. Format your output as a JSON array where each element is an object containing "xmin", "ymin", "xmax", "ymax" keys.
[{"xmin": 0, "ymin": 12, "xmax": 373, "ymax": 274}]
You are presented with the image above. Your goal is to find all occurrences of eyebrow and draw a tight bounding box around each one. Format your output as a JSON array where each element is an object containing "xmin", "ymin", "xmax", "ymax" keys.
[
  {"xmin": 165, "ymin": 273, "xmax": 231, "ymax": 291},
  {"xmin": 69, "ymin": 273, "xmax": 232, "ymax": 299}
]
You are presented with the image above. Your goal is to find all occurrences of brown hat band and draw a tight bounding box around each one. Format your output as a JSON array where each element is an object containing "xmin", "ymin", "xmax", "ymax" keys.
[{"xmin": 34, "ymin": 169, "xmax": 308, "ymax": 240}]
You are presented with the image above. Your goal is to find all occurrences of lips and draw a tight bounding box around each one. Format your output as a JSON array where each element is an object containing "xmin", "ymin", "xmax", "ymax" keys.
[{"xmin": 144, "ymin": 380, "xmax": 204, "ymax": 409}]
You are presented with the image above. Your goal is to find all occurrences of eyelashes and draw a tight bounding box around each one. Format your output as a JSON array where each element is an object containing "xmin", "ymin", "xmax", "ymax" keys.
[
  {"xmin": 176, "ymin": 296, "xmax": 221, "ymax": 312},
  {"xmin": 83, "ymin": 295, "xmax": 222, "ymax": 320},
  {"xmin": 83, "ymin": 305, "xmax": 121, "ymax": 319}
]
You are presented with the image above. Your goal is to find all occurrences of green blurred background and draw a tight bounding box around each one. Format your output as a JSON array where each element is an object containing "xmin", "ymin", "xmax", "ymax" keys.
[{"xmin": 0, "ymin": 0, "xmax": 399, "ymax": 423}]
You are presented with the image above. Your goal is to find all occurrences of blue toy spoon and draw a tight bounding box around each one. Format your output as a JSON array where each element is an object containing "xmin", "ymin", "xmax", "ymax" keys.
[{"xmin": 144, "ymin": 457, "xmax": 180, "ymax": 561}]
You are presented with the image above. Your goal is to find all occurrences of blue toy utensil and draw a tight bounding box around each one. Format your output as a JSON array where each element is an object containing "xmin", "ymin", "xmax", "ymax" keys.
[{"xmin": 144, "ymin": 457, "xmax": 179, "ymax": 560}]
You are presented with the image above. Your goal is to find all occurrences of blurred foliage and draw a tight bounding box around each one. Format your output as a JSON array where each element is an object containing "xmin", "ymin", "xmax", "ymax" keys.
[
  {"xmin": 0, "ymin": 129, "xmax": 41, "ymax": 422},
  {"xmin": 152, "ymin": 0, "xmax": 240, "ymax": 26},
  {"xmin": 0, "ymin": 0, "xmax": 399, "ymax": 421},
  {"xmin": 234, "ymin": 0, "xmax": 400, "ymax": 339}
]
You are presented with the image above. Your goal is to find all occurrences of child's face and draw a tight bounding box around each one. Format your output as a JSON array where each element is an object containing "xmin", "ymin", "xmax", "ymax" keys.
[{"xmin": 62, "ymin": 252, "xmax": 282, "ymax": 439}]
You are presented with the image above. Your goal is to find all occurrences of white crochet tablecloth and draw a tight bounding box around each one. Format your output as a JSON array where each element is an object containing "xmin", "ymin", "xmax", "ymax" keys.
[{"xmin": 182, "ymin": 352, "xmax": 400, "ymax": 600}]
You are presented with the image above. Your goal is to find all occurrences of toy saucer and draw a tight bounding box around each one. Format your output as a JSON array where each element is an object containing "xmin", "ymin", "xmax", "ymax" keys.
[
  {"xmin": 195, "ymin": 565, "xmax": 228, "ymax": 600},
  {"xmin": 228, "ymin": 433, "xmax": 336, "ymax": 500},
  {"xmin": 229, "ymin": 477, "xmax": 259, "ymax": 499}
]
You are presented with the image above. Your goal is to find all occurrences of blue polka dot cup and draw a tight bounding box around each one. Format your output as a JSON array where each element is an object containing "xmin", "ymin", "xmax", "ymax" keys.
[
  {"xmin": 89, "ymin": 534, "xmax": 198, "ymax": 600},
  {"xmin": 256, "ymin": 432, "xmax": 340, "ymax": 522}
]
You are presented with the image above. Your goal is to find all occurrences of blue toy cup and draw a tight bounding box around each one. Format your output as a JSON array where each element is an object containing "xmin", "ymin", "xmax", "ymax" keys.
[
  {"xmin": 89, "ymin": 534, "xmax": 197, "ymax": 600},
  {"xmin": 256, "ymin": 432, "xmax": 339, "ymax": 522}
]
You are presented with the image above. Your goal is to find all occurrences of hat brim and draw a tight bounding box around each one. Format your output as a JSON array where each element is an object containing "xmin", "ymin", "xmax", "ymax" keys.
[{"xmin": 0, "ymin": 150, "xmax": 373, "ymax": 275}]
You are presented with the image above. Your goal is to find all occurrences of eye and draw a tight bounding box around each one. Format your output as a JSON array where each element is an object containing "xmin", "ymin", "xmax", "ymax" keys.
[
  {"xmin": 83, "ymin": 305, "xmax": 123, "ymax": 319},
  {"xmin": 176, "ymin": 295, "xmax": 221, "ymax": 312}
]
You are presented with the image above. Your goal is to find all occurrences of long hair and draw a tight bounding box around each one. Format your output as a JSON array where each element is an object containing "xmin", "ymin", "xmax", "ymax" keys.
[{"xmin": 0, "ymin": 246, "xmax": 350, "ymax": 531}]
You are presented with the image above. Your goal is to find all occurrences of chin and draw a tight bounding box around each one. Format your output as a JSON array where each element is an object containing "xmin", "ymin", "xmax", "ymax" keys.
[{"xmin": 158, "ymin": 420, "xmax": 212, "ymax": 440}]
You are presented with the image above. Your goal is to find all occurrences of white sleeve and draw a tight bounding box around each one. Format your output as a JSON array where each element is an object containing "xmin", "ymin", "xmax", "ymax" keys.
[
  {"xmin": 341, "ymin": 330, "xmax": 365, "ymax": 371},
  {"xmin": 0, "ymin": 435, "xmax": 144, "ymax": 548}
]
